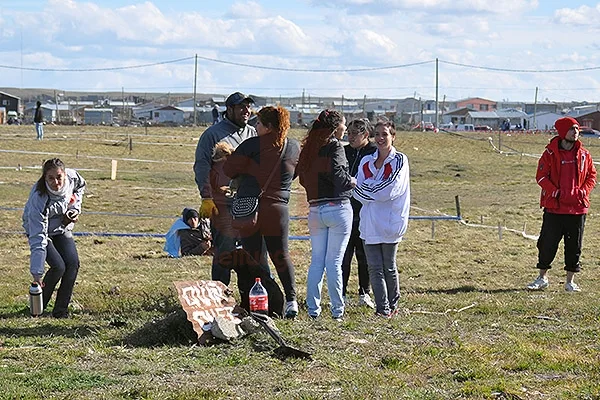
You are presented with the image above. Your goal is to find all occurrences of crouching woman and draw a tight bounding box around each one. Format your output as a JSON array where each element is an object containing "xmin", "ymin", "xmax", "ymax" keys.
[{"xmin": 22, "ymin": 158, "xmax": 86, "ymax": 318}]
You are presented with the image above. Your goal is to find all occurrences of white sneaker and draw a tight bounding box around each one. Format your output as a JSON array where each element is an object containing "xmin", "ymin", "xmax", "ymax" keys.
[
  {"xmin": 564, "ymin": 282, "xmax": 581, "ymax": 292},
  {"xmin": 358, "ymin": 293, "xmax": 375, "ymax": 309},
  {"xmin": 284, "ymin": 301, "xmax": 298, "ymax": 318},
  {"xmin": 527, "ymin": 276, "xmax": 549, "ymax": 290}
]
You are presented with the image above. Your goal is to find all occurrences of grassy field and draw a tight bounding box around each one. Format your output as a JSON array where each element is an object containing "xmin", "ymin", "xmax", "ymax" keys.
[{"xmin": 1, "ymin": 124, "xmax": 600, "ymax": 399}]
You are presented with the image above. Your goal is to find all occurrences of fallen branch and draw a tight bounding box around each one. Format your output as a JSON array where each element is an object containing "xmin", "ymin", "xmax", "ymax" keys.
[
  {"xmin": 526, "ymin": 315, "xmax": 561, "ymax": 322},
  {"xmin": 408, "ymin": 302, "xmax": 477, "ymax": 315}
]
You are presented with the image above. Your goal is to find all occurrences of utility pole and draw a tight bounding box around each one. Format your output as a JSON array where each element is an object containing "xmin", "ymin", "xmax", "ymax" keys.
[
  {"xmin": 435, "ymin": 58, "xmax": 439, "ymax": 129},
  {"xmin": 362, "ymin": 94, "xmax": 367, "ymax": 118},
  {"xmin": 122, "ymin": 87, "xmax": 125, "ymax": 122},
  {"xmin": 193, "ymin": 54, "xmax": 198, "ymax": 126},
  {"xmin": 54, "ymin": 90, "xmax": 60, "ymax": 124},
  {"xmin": 533, "ymin": 86, "xmax": 538, "ymax": 130}
]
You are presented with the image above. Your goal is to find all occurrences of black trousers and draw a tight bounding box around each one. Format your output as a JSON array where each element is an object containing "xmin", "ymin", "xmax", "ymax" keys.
[
  {"xmin": 43, "ymin": 233, "xmax": 80, "ymax": 317},
  {"xmin": 240, "ymin": 200, "xmax": 296, "ymax": 303},
  {"xmin": 537, "ymin": 211, "xmax": 586, "ymax": 273},
  {"xmin": 341, "ymin": 220, "xmax": 370, "ymax": 296}
]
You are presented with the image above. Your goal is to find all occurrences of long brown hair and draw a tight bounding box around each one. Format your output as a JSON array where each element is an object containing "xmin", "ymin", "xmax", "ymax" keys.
[
  {"xmin": 35, "ymin": 158, "xmax": 65, "ymax": 195},
  {"xmin": 257, "ymin": 106, "xmax": 290, "ymax": 149},
  {"xmin": 297, "ymin": 109, "xmax": 344, "ymax": 174}
]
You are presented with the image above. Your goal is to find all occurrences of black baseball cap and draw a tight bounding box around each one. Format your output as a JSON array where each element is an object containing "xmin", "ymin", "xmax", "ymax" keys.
[{"xmin": 225, "ymin": 92, "xmax": 255, "ymax": 107}]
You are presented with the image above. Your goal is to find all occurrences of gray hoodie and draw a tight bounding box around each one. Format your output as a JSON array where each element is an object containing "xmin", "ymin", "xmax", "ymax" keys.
[
  {"xmin": 22, "ymin": 168, "xmax": 86, "ymax": 280},
  {"xmin": 193, "ymin": 116, "xmax": 256, "ymax": 203}
]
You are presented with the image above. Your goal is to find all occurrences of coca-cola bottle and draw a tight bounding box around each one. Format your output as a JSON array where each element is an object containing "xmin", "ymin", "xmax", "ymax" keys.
[{"xmin": 249, "ymin": 277, "xmax": 268, "ymax": 315}]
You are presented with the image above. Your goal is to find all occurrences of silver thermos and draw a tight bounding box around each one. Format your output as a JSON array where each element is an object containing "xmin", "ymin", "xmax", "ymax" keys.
[{"xmin": 29, "ymin": 282, "xmax": 43, "ymax": 317}]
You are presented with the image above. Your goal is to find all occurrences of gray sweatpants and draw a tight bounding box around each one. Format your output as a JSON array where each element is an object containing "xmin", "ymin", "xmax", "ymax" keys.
[{"xmin": 363, "ymin": 242, "xmax": 400, "ymax": 316}]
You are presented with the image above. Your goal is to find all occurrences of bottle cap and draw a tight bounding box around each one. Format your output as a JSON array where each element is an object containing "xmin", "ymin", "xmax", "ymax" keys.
[{"xmin": 255, "ymin": 277, "xmax": 260, "ymax": 283}]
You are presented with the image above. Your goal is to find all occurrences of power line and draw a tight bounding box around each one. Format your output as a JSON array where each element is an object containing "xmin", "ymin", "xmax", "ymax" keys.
[
  {"xmin": 3, "ymin": 55, "xmax": 600, "ymax": 74},
  {"xmin": 195, "ymin": 55, "xmax": 435, "ymax": 72},
  {"xmin": 0, "ymin": 56, "xmax": 436, "ymax": 73},
  {"xmin": 0, "ymin": 57, "xmax": 195, "ymax": 72},
  {"xmin": 439, "ymin": 59, "xmax": 600, "ymax": 73}
]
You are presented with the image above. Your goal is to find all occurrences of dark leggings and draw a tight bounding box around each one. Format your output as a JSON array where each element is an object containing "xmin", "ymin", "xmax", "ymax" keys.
[
  {"xmin": 341, "ymin": 220, "xmax": 370, "ymax": 296},
  {"xmin": 240, "ymin": 200, "xmax": 297, "ymax": 302},
  {"xmin": 43, "ymin": 233, "xmax": 80, "ymax": 317},
  {"xmin": 537, "ymin": 211, "xmax": 586, "ymax": 272}
]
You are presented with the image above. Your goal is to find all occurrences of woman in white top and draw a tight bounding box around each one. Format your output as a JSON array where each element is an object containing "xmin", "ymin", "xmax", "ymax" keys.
[{"xmin": 353, "ymin": 121, "xmax": 410, "ymax": 317}]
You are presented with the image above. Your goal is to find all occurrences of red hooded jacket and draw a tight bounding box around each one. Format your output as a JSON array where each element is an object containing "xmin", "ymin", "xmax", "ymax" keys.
[{"xmin": 536, "ymin": 136, "xmax": 597, "ymax": 213}]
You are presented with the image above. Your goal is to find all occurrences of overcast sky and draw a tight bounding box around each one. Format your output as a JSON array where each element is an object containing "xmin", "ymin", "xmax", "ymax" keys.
[{"xmin": 2, "ymin": 0, "xmax": 600, "ymax": 103}]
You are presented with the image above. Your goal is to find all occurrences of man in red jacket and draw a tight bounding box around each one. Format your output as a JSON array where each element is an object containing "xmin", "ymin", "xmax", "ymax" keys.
[{"xmin": 527, "ymin": 117, "xmax": 597, "ymax": 292}]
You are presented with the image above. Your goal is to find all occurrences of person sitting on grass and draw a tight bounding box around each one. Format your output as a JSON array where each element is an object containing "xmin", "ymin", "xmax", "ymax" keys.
[{"xmin": 164, "ymin": 208, "xmax": 212, "ymax": 257}]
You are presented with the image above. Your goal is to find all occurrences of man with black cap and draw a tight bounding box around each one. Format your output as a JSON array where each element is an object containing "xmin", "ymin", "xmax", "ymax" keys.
[
  {"xmin": 164, "ymin": 208, "xmax": 211, "ymax": 257},
  {"xmin": 194, "ymin": 92, "xmax": 257, "ymax": 284},
  {"xmin": 527, "ymin": 117, "xmax": 597, "ymax": 292}
]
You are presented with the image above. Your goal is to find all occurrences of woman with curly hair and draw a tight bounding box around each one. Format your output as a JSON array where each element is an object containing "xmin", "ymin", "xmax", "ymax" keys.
[
  {"xmin": 296, "ymin": 109, "xmax": 354, "ymax": 320},
  {"xmin": 224, "ymin": 106, "xmax": 301, "ymax": 318}
]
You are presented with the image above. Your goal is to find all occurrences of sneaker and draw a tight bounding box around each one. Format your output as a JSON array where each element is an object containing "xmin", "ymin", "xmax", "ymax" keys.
[
  {"xmin": 564, "ymin": 282, "xmax": 581, "ymax": 292},
  {"xmin": 358, "ymin": 294, "xmax": 375, "ymax": 309},
  {"xmin": 526, "ymin": 276, "xmax": 549, "ymax": 291},
  {"xmin": 284, "ymin": 301, "xmax": 298, "ymax": 319},
  {"xmin": 332, "ymin": 315, "xmax": 344, "ymax": 322}
]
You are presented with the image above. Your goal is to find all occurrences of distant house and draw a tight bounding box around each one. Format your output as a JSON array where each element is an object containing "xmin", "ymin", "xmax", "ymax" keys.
[
  {"xmin": 453, "ymin": 97, "xmax": 497, "ymax": 112},
  {"xmin": 152, "ymin": 106, "xmax": 184, "ymax": 124},
  {"xmin": 523, "ymin": 102, "xmax": 558, "ymax": 115},
  {"xmin": 0, "ymin": 91, "xmax": 21, "ymax": 114},
  {"xmin": 573, "ymin": 111, "xmax": 600, "ymax": 130},
  {"xmin": 84, "ymin": 108, "xmax": 113, "ymax": 125},
  {"xmin": 23, "ymin": 103, "xmax": 70, "ymax": 123},
  {"xmin": 526, "ymin": 112, "xmax": 563, "ymax": 131}
]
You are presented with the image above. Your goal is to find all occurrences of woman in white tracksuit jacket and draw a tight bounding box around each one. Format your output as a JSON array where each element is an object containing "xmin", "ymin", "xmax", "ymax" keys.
[{"xmin": 353, "ymin": 121, "xmax": 410, "ymax": 317}]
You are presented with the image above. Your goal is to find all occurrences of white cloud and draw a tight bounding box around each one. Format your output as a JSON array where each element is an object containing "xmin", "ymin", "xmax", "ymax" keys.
[
  {"xmin": 553, "ymin": 5, "xmax": 600, "ymax": 25},
  {"xmin": 312, "ymin": 0, "xmax": 538, "ymax": 15},
  {"xmin": 227, "ymin": 1, "xmax": 267, "ymax": 19}
]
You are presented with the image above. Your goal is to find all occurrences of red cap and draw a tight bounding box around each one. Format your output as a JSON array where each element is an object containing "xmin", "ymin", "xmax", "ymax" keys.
[{"xmin": 555, "ymin": 117, "xmax": 579, "ymax": 139}]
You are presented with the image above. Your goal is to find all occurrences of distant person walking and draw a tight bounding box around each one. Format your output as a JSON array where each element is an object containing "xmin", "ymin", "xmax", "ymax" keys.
[
  {"xmin": 342, "ymin": 118, "xmax": 377, "ymax": 308},
  {"xmin": 297, "ymin": 109, "xmax": 354, "ymax": 320},
  {"xmin": 22, "ymin": 158, "xmax": 86, "ymax": 318},
  {"xmin": 527, "ymin": 117, "xmax": 597, "ymax": 292},
  {"xmin": 354, "ymin": 121, "xmax": 410, "ymax": 317},
  {"xmin": 212, "ymin": 105, "xmax": 220, "ymax": 125},
  {"xmin": 193, "ymin": 92, "xmax": 257, "ymax": 285},
  {"xmin": 34, "ymin": 101, "xmax": 44, "ymax": 140}
]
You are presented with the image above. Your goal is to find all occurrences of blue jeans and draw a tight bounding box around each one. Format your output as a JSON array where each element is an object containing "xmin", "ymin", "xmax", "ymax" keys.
[
  {"xmin": 363, "ymin": 242, "xmax": 400, "ymax": 316},
  {"xmin": 35, "ymin": 123, "xmax": 44, "ymax": 140},
  {"xmin": 43, "ymin": 232, "xmax": 80, "ymax": 317},
  {"xmin": 306, "ymin": 201, "xmax": 352, "ymax": 318}
]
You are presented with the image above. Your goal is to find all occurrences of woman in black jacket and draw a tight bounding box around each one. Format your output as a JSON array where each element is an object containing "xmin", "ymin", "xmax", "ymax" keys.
[
  {"xmin": 296, "ymin": 109, "xmax": 354, "ymax": 320},
  {"xmin": 224, "ymin": 106, "xmax": 300, "ymax": 318}
]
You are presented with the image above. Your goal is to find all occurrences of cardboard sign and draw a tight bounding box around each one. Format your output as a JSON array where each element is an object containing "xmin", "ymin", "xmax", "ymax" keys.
[{"xmin": 173, "ymin": 280, "xmax": 239, "ymax": 338}]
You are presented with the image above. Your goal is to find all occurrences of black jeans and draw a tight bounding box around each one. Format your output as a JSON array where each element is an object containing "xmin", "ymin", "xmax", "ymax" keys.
[
  {"xmin": 537, "ymin": 211, "xmax": 586, "ymax": 272},
  {"xmin": 240, "ymin": 200, "xmax": 296, "ymax": 303},
  {"xmin": 43, "ymin": 233, "xmax": 80, "ymax": 317},
  {"xmin": 210, "ymin": 202, "xmax": 238, "ymax": 285},
  {"xmin": 341, "ymin": 219, "xmax": 370, "ymax": 296}
]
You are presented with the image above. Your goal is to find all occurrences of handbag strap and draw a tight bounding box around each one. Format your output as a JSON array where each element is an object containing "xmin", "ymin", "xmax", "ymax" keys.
[{"xmin": 259, "ymin": 138, "xmax": 288, "ymax": 197}]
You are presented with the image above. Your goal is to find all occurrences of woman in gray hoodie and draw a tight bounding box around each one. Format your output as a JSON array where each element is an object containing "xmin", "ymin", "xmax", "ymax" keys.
[{"xmin": 22, "ymin": 158, "xmax": 86, "ymax": 318}]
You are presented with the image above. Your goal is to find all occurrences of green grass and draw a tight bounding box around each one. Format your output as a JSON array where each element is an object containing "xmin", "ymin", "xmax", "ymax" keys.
[{"xmin": 1, "ymin": 125, "xmax": 600, "ymax": 399}]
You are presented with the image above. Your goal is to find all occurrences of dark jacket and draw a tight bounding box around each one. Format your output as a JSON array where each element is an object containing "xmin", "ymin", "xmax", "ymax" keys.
[
  {"xmin": 345, "ymin": 141, "xmax": 377, "ymax": 220},
  {"xmin": 34, "ymin": 107, "xmax": 43, "ymax": 124},
  {"xmin": 298, "ymin": 138, "xmax": 354, "ymax": 204},
  {"xmin": 223, "ymin": 135, "xmax": 301, "ymax": 203}
]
